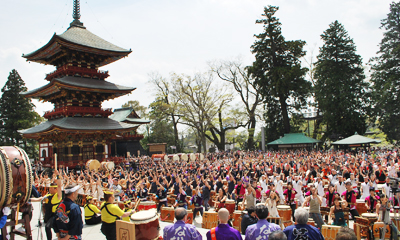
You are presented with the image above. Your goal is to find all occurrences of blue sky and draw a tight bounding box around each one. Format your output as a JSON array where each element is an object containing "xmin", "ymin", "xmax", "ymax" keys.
[{"xmin": 0, "ymin": 0, "xmax": 392, "ymax": 115}]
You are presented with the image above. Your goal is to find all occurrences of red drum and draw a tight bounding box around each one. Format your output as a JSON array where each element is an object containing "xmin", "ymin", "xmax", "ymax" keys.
[
  {"xmin": 209, "ymin": 190, "xmax": 216, "ymax": 206},
  {"xmin": 185, "ymin": 210, "xmax": 193, "ymax": 224},
  {"xmin": 232, "ymin": 211, "xmax": 243, "ymax": 232},
  {"xmin": 160, "ymin": 207, "xmax": 175, "ymax": 223},
  {"xmin": 130, "ymin": 209, "xmax": 160, "ymax": 240},
  {"xmin": 307, "ymin": 220, "xmax": 315, "ymax": 226},
  {"xmin": 356, "ymin": 199, "xmax": 368, "ymax": 216},
  {"xmin": 225, "ymin": 199, "xmax": 235, "ymax": 215},
  {"xmin": 138, "ymin": 201, "xmax": 156, "ymax": 211},
  {"xmin": 277, "ymin": 205, "xmax": 292, "ymax": 222},
  {"xmin": 0, "ymin": 146, "xmax": 33, "ymax": 208},
  {"xmin": 167, "ymin": 194, "xmax": 177, "ymax": 205}
]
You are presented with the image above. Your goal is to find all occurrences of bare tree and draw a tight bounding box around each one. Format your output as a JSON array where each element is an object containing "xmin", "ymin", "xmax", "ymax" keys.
[{"xmin": 211, "ymin": 59, "xmax": 264, "ymax": 150}]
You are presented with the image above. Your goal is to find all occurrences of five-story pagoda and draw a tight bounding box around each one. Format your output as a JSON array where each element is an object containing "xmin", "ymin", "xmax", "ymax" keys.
[{"xmin": 20, "ymin": 0, "xmax": 138, "ymax": 168}]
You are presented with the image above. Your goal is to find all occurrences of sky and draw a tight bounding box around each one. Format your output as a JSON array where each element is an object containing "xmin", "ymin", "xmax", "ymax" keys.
[{"xmin": 0, "ymin": 0, "xmax": 393, "ymax": 117}]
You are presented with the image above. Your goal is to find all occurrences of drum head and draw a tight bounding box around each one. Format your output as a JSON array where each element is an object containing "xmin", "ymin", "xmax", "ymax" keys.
[
  {"xmin": 277, "ymin": 205, "xmax": 290, "ymax": 209},
  {"xmin": 131, "ymin": 209, "xmax": 158, "ymax": 222},
  {"xmin": 181, "ymin": 154, "xmax": 188, "ymax": 161},
  {"xmin": 356, "ymin": 199, "xmax": 365, "ymax": 203},
  {"xmin": 362, "ymin": 213, "xmax": 377, "ymax": 218},
  {"xmin": 173, "ymin": 155, "xmax": 179, "ymax": 161},
  {"xmin": 190, "ymin": 153, "xmax": 196, "ymax": 161},
  {"xmin": 226, "ymin": 200, "xmax": 235, "ymax": 204}
]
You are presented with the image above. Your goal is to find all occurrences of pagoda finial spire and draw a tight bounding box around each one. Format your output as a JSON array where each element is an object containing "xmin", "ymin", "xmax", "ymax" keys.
[{"xmin": 69, "ymin": 0, "xmax": 85, "ymax": 29}]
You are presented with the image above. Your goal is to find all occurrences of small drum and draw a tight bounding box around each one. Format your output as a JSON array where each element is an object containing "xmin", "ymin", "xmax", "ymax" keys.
[
  {"xmin": 100, "ymin": 162, "xmax": 115, "ymax": 172},
  {"xmin": 362, "ymin": 213, "xmax": 378, "ymax": 223},
  {"xmin": 130, "ymin": 209, "xmax": 160, "ymax": 240},
  {"xmin": 321, "ymin": 225, "xmax": 341, "ymax": 240},
  {"xmin": 225, "ymin": 199, "xmax": 235, "ymax": 215},
  {"xmin": 373, "ymin": 222, "xmax": 390, "ymax": 239},
  {"xmin": 185, "ymin": 209, "xmax": 193, "ymax": 224},
  {"xmin": 202, "ymin": 210, "xmax": 218, "ymax": 229},
  {"xmin": 160, "ymin": 207, "xmax": 175, "ymax": 223},
  {"xmin": 232, "ymin": 211, "xmax": 243, "ymax": 232},
  {"xmin": 0, "ymin": 146, "xmax": 33, "ymax": 208},
  {"xmin": 356, "ymin": 199, "xmax": 368, "ymax": 216},
  {"xmin": 138, "ymin": 201, "xmax": 157, "ymax": 211},
  {"xmin": 238, "ymin": 202, "xmax": 247, "ymax": 211},
  {"xmin": 86, "ymin": 159, "xmax": 100, "ymax": 172},
  {"xmin": 167, "ymin": 194, "xmax": 177, "ymax": 205},
  {"xmin": 277, "ymin": 205, "xmax": 292, "ymax": 222}
]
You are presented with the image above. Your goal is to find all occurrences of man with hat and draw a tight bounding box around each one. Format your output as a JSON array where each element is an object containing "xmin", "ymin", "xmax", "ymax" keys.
[
  {"xmin": 164, "ymin": 207, "xmax": 202, "ymax": 240},
  {"xmin": 43, "ymin": 170, "xmax": 62, "ymax": 240},
  {"xmin": 84, "ymin": 196, "xmax": 101, "ymax": 225},
  {"xmin": 100, "ymin": 190, "xmax": 134, "ymax": 240},
  {"xmin": 53, "ymin": 184, "xmax": 83, "ymax": 240}
]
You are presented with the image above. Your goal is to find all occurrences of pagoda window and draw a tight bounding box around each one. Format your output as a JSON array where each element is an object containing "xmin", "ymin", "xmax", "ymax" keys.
[
  {"xmin": 41, "ymin": 149, "xmax": 47, "ymax": 158},
  {"xmin": 95, "ymin": 145, "xmax": 103, "ymax": 153},
  {"xmin": 71, "ymin": 146, "xmax": 80, "ymax": 155},
  {"xmin": 64, "ymin": 147, "xmax": 69, "ymax": 155}
]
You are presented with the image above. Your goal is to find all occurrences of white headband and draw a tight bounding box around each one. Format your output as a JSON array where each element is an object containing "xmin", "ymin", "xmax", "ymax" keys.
[{"xmin": 65, "ymin": 185, "xmax": 80, "ymax": 194}]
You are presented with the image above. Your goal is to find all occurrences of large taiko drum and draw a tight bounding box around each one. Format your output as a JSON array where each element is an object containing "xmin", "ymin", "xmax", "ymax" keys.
[
  {"xmin": 130, "ymin": 209, "xmax": 160, "ymax": 240},
  {"xmin": 277, "ymin": 205, "xmax": 292, "ymax": 222},
  {"xmin": 0, "ymin": 146, "xmax": 33, "ymax": 208},
  {"xmin": 185, "ymin": 209, "xmax": 194, "ymax": 224},
  {"xmin": 100, "ymin": 162, "xmax": 114, "ymax": 172},
  {"xmin": 138, "ymin": 201, "xmax": 157, "ymax": 211},
  {"xmin": 232, "ymin": 210, "xmax": 243, "ymax": 232},
  {"xmin": 86, "ymin": 159, "xmax": 101, "ymax": 172},
  {"xmin": 356, "ymin": 199, "xmax": 368, "ymax": 215}
]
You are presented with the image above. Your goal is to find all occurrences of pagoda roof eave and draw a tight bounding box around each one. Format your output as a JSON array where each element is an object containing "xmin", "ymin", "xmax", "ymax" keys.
[
  {"xmin": 19, "ymin": 117, "xmax": 140, "ymax": 139},
  {"xmin": 22, "ymin": 76, "xmax": 135, "ymax": 99},
  {"xmin": 23, "ymin": 27, "xmax": 131, "ymax": 66}
]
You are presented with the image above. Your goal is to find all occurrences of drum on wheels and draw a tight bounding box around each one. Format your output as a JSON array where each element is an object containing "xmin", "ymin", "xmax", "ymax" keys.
[
  {"xmin": 138, "ymin": 201, "xmax": 157, "ymax": 211},
  {"xmin": 160, "ymin": 207, "xmax": 175, "ymax": 223},
  {"xmin": 321, "ymin": 225, "xmax": 341, "ymax": 240},
  {"xmin": 0, "ymin": 146, "xmax": 33, "ymax": 208},
  {"xmin": 130, "ymin": 209, "xmax": 160, "ymax": 240},
  {"xmin": 202, "ymin": 210, "xmax": 218, "ymax": 229},
  {"xmin": 86, "ymin": 159, "xmax": 101, "ymax": 172}
]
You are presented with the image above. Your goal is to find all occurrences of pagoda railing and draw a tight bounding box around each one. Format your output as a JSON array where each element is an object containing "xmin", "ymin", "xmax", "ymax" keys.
[
  {"xmin": 44, "ymin": 106, "xmax": 113, "ymax": 119},
  {"xmin": 46, "ymin": 65, "xmax": 109, "ymax": 80}
]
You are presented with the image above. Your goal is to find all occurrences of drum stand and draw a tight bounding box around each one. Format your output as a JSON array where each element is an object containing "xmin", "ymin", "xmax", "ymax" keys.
[{"xmin": 1, "ymin": 204, "xmax": 33, "ymax": 240}]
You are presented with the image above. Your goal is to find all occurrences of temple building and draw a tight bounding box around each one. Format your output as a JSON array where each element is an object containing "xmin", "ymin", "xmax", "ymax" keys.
[{"xmin": 20, "ymin": 0, "xmax": 141, "ymax": 168}]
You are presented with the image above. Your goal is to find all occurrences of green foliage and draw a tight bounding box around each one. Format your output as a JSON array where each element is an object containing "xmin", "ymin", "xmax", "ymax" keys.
[
  {"xmin": 370, "ymin": 2, "xmax": 400, "ymax": 143},
  {"xmin": 314, "ymin": 21, "xmax": 370, "ymax": 141},
  {"xmin": 249, "ymin": 6, "xmax": 311, "ymax": 136},
  {"xmin": 0, "ymin": 69, "xmax": 43, "ymax": 159}
]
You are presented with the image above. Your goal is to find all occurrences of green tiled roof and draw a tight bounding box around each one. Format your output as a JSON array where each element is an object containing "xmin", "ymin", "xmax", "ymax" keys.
[
  {"xmin": 332, "ymin": 133, "xmax": 381, "ymax": 145},
  {"xmin": 19, "ymin": 117, "xmax": 139, "ymax": 134},
  {"xmin": 110, "ymin": 108, "xmax": 150, "ymax": 124},
  {"xmin": 267, "ymin": 133, "xmax": 321, "ymax": 145}
]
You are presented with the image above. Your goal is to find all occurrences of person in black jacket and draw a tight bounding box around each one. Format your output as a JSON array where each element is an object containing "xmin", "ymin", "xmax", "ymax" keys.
[{"xmin": 241, "ymin": 206, "xmax": 258, "ymax": 235}]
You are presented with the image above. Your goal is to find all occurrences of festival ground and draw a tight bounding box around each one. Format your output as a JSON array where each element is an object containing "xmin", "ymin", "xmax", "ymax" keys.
[{"xmin": 13, "ymin": 202, "xmax": 356, "ymax": 240}]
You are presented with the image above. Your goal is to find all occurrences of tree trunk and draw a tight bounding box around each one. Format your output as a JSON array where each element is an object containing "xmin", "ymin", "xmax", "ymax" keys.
[
  {"xmin": 171, "ymin": 115, "xmax": 180, "ymax": 152},
  {"xmin": 279, "ymin": 95, "xmax": 291, "ymax": 133},
  {"xmin": 247, "ymin": 116, "xmax": 256, "ymax": 150}
]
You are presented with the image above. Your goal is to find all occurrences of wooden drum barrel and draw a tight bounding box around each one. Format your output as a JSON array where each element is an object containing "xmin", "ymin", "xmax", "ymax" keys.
[
  {"xmin": 0, "ymin": 146, "xmax": 33, "ymax": 208},
  {"xmin": 130, "ymin": 209, "xmax": 160, "ymax": 240},
  {"xmin": 86, "ymin": 159, "xmax": 101, "ymax": 172},
  {"xmin": 202, "ymin": 210, "xmax": 218, "ymax": 229}
]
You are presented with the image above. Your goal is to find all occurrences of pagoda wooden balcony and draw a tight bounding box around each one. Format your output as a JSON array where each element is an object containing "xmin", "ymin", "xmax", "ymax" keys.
[
  {"xmin": 45, "ymin": 65, "xmax": 109, "ymax": 80},
  {"xmin": 44, "ymin": 106, "xmax": 113, "ymax": 119}
]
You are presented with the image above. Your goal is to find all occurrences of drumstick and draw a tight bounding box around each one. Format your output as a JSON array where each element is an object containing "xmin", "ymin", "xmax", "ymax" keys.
[
  {"xmin": 133, "ymin": 199, "xmax": 141, "ymax": 212},
  {"xmin": 16, "ymin": 203, "xmax": 20, "ymax": 225}
]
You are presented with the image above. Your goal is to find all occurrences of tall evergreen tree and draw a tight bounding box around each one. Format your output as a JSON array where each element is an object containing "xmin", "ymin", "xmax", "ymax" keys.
[
  {"xmin": 314, "ymin": 21, "xmax": 370, "ymax": 140},
  {"xmin": 370, "ymin": 2, "xmax": 400, "ymax": 143},
  {"xmin": 0, "ymin": 69, "xmax": 42, "ymax": 158},
  {"xmin": 249, "ymin": 6, "xmax": 311, "ymax": 137}
]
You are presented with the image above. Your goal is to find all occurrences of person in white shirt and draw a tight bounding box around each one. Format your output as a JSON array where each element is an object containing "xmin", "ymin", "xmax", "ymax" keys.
[
  {"xmin": 335, "ymin": 176, "xmax": 346, "ymax": 194},
  {"xmin": 314, "ymin": 177, "xmax": 326, "ymax": 207},
  {"xmin": 382, "ymin": 177, "xmax": 392, "ymax": 199},
  {"xmin": 360, "ymin": 176, "xmax": 372, "ymax": 200},
  {"xmin": 274, "ymin": 175, "xmax": 285, "ymax": 204},
  {"xmin": 328, "ymin": 169, "xmax": 339, "ymax": 186},
  {"xmin": 293, "ymin": 176, "xmax": 304, "ymax": 205}
]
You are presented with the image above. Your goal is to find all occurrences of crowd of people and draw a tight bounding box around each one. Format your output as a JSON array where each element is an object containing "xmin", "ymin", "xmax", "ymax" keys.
[{"xmin": 28, "ymin": 148, "xmax": 400, "ymax": 240}]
